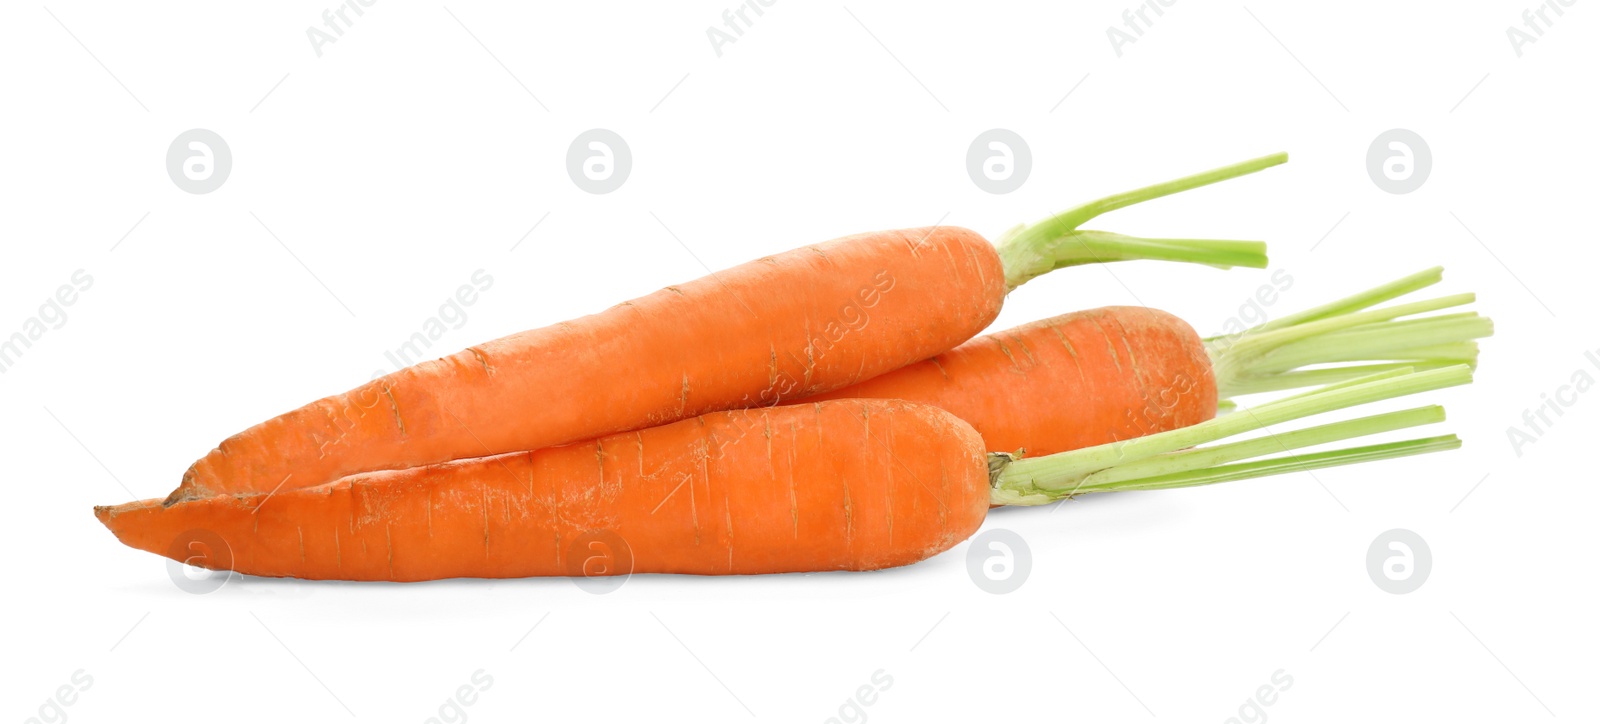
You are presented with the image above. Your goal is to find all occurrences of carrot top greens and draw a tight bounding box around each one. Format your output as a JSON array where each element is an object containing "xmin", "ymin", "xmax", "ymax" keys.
[
  {"xmin": 1205, "ymin": 267, "xmax": 1492, "ymax": 398},
  {"xmin": 996, "ymin": 152, "xmax": 1288, "ymax": 290},
  {"xmin": 989, "ymin": 364, "xmax": 1473, "ymax": 505}
]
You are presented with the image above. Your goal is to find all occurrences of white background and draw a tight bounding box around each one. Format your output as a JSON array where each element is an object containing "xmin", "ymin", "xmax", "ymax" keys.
[{"xmin": 3, "ymin": 1, "xmax": 1595, "ymax": 722}]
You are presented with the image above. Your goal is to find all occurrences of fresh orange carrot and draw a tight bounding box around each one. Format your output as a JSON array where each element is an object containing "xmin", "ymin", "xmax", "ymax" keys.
[
  {"xmin": 809, "ymin": 268, "xmax": 1493, "ymax": 457},
  {"xmin": 167, "ymin": 154, "xmax": 1284, "ymax": 504},
  {"xmin": 111, "ymin": 400, "xmax": 991, "ymax": 579},
  {"xmin": 809, "ymin": 306, "xmax": 1217, "ymax": 456},
  {"xmin": 102, "ymin": 365, "xmax": 1471, "ymax": 581}
]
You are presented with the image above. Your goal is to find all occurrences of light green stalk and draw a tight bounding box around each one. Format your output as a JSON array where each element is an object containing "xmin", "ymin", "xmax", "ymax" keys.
[
  {"xmin": 1218, "ymin": 361, "xmax": 1468, "ymax": 397},
  {"xmin": 1066, "ymin": 436, "xmax": 1461, "ymax": 494},
  {"xmin": 990, "ymin": 366, "xmax": 1471, "ymax": 505},
  {"xmin": 1205, "ymin": 269, "xmax": 1493, "ymax": 400},
  {"xmin": 1074, "ymin": 406, "xmax": 1444, "ymax": 489},
  {"xmin": 995, "ymin": 153, "xmax": 1287, "ymax": 290},
  {"xmin": 1216, "ymin": 266, "xmax": 1445, "ymax": 338}
]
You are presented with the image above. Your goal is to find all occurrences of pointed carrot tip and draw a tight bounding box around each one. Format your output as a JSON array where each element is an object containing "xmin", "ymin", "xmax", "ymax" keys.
[
  {"xmin": 92, "ymin": 504, "xmax": 129, "ymax": 545},
  {"xmin": 93, "ymin": 498, "xmax": 166, "ymax": 538}
]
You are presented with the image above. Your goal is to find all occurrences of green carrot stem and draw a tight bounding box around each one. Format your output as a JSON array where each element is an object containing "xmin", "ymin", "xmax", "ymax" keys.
[
  {"xmin": 1215, "ymin": 266, "xmax": 1444, "ymax": 339},
  {"xmin": 1304, "ymin": 313, "xmax": 1491, "ymax": 347},
  {"xmin": 1076, "ymin": 406, "xmax": 1444, "ymax": 488},
  {"xmin": 1235, "ymin": 326, "xmax": 1486, "ymax": 380},
  {"xmin": 1215, "ymin": 294, "xmax": 1475, "ymax": 361},
  {"xmin": 997, "ymin": 153, "xmax": 1287, "ymax": 290},
  {"xmin": 1040, "ymin": 230, "xmax": 1268, "ymax": 270},
  {"xmin": 1203, "ymin": 267, "xmax": 1492, "ymax": 398},
  {"xmin": 1258, "ymin": 367, "xmax": 1418, "ymax": 404},
  {"xmin": 1219, "ymin": 361, "xmax": 1471, "ymax": 396},
  {"xmin": 1254, "ymin": 329, "xmax": 1486, "ymax": 374},
  {"xmin": 1048, "ymin": 153, "xmax": 1289, "ymax": 230},
  {"xmin": 1066, "ymin": 436, "xmax": 1461, "ymax": 495},
  {"xmin": 990, "ymin": 365, "xmax": 1472, "ymax": 502}
]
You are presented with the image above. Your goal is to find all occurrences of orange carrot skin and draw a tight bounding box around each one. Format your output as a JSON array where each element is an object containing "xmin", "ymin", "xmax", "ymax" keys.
[
  {"xmin": 808, "ymin": 307, "xmax": 1219, "ymax": 457},
  {"xmin": 105, "ymin": 400, "xmax": 990, "ymax": 581},
  {"xmin": 173, "ymin": 227, "xmax": 1004, "ymax": 502}
]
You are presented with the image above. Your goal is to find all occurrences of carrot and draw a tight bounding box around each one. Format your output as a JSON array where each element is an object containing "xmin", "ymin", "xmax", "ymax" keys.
[
  {"xmin": 99, "ymin": 367, "xmax": 1472, "ymax": 581},
  {"xmin": 166, "ymin": 154, "xmax": 1285, "ymax": 504},
  {"xmin": 808, "ymin": 268, "xmax": 1492, "ymax": 457},
  {"xmin": 809, "ymin": 306, "xmax": 1218, "ymax": 457},
  {"xmin": 111, "ymin": 399, "xmax": 991, "ymax": 579}
]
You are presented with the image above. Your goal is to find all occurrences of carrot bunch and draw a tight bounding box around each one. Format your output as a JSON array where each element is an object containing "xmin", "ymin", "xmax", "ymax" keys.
[
  {"xmin": 99, "ymin": 367, "xmax": 1471, "ymax": 579},
  {"xmin": 162, "ymin": 153, "xmax": 1285, "ymax": 504},
  {"xmin": 95, "ymin": 153, "xmax": 1492, "ymax": 581}
]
